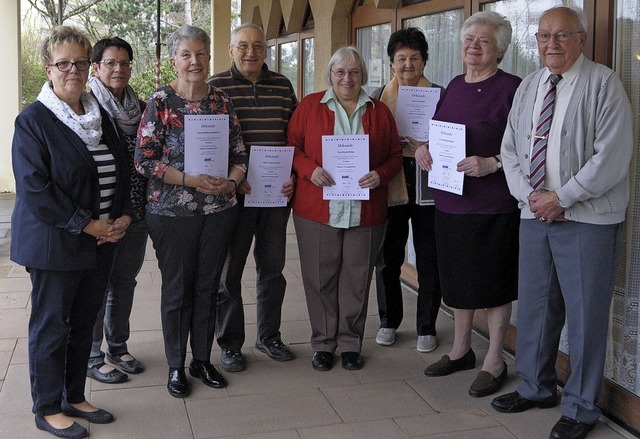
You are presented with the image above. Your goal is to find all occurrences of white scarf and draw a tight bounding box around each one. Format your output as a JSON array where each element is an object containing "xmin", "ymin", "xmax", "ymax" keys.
[
  {"xmin": 37, "ymin": 82, "xmax": 103, "ymax": 149},
  {"xmin": 89, "ymin": 76, "xmax": 142, "ymax": 136}
]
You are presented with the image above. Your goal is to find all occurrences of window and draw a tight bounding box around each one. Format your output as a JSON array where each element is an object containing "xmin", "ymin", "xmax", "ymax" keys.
[
  {"xmin": 483, "ymin": 0, "xmax": 584, "ymax": 79},
  {"xmin": 303, "ymin": 37, "xmax": 315, "ymax": 96},
  {"xmin": 405, "ymin": 9, "xmax": 465, "ymax": 87},
  {"xmin": 279, "ymin": 41, "xmax": 299, "ymax": 94},
  {"xmin": 608, "ymin": 0, "xmax": 640, "ymax": 397},
  {"xmin": 265, "ymin": 45, "xmax": 276, "ymax": 70},
  {"xmin": 356, "ymin": 23, "xmax": 392, "ymax": 95}
]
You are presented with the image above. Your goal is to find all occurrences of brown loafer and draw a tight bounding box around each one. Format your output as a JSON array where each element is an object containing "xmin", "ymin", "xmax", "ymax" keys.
[
  {"xmin": 424, "ymin": 348, "xmax": 476, "ymax": 376},
  {"xmin": 469, "ymin": 361, "xmax": 507, "ymax": 397}
]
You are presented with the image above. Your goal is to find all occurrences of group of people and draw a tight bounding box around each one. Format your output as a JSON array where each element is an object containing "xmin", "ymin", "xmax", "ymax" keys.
[{"xmin": 9, "ymin": 5, "xmax": 632, "ymax": 439}]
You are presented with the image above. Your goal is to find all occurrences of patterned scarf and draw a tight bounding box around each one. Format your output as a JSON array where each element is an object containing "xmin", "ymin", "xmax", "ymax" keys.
[
  {"xmin": 37, "ymin": 82, "xmax": 102, "ymax": 148},
  {"xmin": 89, "ymin": 76, "xmax": 142, "ymax": 136}
]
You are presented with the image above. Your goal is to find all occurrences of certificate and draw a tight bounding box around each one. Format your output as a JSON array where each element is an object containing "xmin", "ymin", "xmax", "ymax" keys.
[
  {"xmin": 244, "ymin": 146, "xmax": 294, "ymax": 207},
  {"xmin": 184, "ymin": 115, "xmax": 229, "ymax": 177},
  {"xmin": 321, "ymin": 135, "xmax": 369, "ymax": 200},
  {"xmin": 395, "ymin": 86, "xmax": 441, "ymax": 141},
  {"xmin": 427, "ymin": 120, "xmax": 465, "ymax": 195}
]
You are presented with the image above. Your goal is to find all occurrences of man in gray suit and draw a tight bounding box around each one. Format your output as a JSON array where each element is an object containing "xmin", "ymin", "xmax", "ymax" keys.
[{"xmin": 491, "ymin": 6, "xmax": 633, "ymax": 439}]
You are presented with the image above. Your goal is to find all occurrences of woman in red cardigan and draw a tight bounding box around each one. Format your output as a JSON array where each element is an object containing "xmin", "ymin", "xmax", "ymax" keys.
[{"xmin": 288, "ymin": 46, "xmax": 402, "ymax": 372}]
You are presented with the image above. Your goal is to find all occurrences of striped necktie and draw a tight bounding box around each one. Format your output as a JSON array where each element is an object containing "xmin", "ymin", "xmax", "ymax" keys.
[{"xmin": 530, "ymin": 73, "xmax": 562, "ymax": 190}]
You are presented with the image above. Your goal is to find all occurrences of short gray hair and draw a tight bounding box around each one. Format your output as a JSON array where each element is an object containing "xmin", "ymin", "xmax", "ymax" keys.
[
  {"xmin": 325, "ymin": 46, "xmax": 368, "ymax": 86},
  {"xmin": 460, "ymin": 11, "xmax": 512, "ymax": 64},
  {"xmin": 540, "ymin": 6, "xmax": 587, "ymax": 33},
  {"xmin": 231, "ymin": 23, "xmax": 266, "ymax": 46},
  {"xmin": 167, "ymin": 25, "xmax": 211, "ymax": 58}
]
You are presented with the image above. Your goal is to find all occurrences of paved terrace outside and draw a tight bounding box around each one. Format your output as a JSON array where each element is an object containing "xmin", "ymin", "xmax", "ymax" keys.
[{"xmin": 0, "ymin": 193, "xmax": 633, "ymax": 439}]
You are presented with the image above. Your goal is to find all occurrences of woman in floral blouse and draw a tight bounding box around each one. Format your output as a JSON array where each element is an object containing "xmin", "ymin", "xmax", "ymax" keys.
[{"xmin": 135, "ymin": 25, "xmax": 247, "ymax": 398}]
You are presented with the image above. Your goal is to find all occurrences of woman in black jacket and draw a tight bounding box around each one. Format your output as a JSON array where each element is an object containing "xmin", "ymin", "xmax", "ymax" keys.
[{"xmin": 11, "ymin": 26, "xmax": 131, "ymax": 439}]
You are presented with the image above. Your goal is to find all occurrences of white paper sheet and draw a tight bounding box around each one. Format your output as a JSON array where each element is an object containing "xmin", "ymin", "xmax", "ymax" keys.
[
  {"xmin": 395, "ymin": 86, "xmax": 441, "ymax": 141},
  {"xmin": 321, "ymin": 135, "xmax": 370, "ymax": 200},
  {"xmin": 244, "ymin": 146, "xmax": 294, "ymax": 207},
  {"xmin": 184, "ymin": 115, "xmax": 229, "ymax": 177},
  {"xmin": 427, "ymin": 120, "xmax": 465, "ymax": 195}
]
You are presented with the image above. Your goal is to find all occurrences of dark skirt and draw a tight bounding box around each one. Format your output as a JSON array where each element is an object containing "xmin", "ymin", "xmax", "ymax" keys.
[{"xmin": 434, "ymin": 209, "xmax": 519, "ymax": 309}]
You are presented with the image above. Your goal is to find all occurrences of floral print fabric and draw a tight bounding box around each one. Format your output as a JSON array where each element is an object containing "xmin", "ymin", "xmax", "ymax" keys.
[{"xmin": 135, "ymin": 84, "xmax": 247, "ymax": 217}]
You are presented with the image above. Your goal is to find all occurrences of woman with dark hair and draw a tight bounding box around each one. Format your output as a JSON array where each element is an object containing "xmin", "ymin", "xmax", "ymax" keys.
[
  {"xmin": 11, "ymin": 25, "xmax": 131, "ymax": 438},
  {"xmin": 86, "ymin": 36, "xmax": 148, "ymax": 383},
  {"xmin": 373, "ymin": 27, "xmax": 443, "ymax": 354},
  {"xmin": 135, "ymin": 25, "xmax": 247, "ymax": 398}
]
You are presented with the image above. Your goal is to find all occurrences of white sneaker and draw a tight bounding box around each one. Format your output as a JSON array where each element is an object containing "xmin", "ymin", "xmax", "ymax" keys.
[
  {"xmin": 417, "ymin": 335, "xmax": 437, "ymax": 353},
  {"xmin": 376, "ymin": 328, "xmax": 397, "ymax": 346}
]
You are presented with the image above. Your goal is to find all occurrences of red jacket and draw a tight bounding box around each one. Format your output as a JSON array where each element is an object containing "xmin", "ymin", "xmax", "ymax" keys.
[{"xmin": 288, "ymin": 91, "xmax": 402, "ymax": 226}]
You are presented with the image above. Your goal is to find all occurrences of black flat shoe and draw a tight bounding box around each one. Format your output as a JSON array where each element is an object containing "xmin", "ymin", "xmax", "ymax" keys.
[
  {"xmin": 189, "ymin": 360, "xmax": 227, "ymax": 388},
  {"xmin": 468, "ymin": 361, "xmax": 508, "ymax": 398},
  {"xmin": 167, "ymin": 368, "xmax": 190, "ymax": 398},
  {"xmin": 35, "ymin": 414, "xmax": 87, "ymax": 439},
  {"xmin": 341, "ymin": 352, "xmax": 364, "ymax": 370},
  {"xmin": 61, "ymin": 400, "xmax": 114, "ymax": 424},
  {"xmin": 87, "ymin": 362, "xmax": 128, "ymax": 384},
  {"xmin": 255, "ymin": 339, "xmax": 295, "ymax": 362},
  {"xmin": 220, "ymin": 349, "xmax": 246, "ymax": 372},
  {"xmin": 312, "ymin": 351, "xmax": 333, "ymax": 371},
  {"xmin": 424, "ymin": 348, "xmax": 476, "ymax": 376},
  {"xmin": 491, "ymin": 390, "xmax": 557, "ymax": 413},
  {"xmin": 550, "ymin": 416, "xmax": 595, "ymax": 439},
  {"xmin": 106, "ymin": 352, "xmax": 144, "ymax": 374}
]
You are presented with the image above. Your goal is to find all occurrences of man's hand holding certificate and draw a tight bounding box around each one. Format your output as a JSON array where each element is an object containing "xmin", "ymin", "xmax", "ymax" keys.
[{"xmin": 244, "ymin": 146, "xmax": 294, "ymax": 207}]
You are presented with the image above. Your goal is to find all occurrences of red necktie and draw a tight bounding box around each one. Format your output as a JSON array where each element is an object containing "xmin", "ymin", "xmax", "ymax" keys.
[{"xmin": 530, "ymin": 74, "xmax": 562, "ymax": 190}]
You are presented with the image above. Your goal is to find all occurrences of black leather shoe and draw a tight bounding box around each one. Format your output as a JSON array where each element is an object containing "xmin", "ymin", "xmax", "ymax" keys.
[
  {"xmin": 469, "ymin": 361, "xmax": 508, "ymax": 398},
  {"xmin": 106, "ymin": 352, "xmax": 144, "ymax": 374},
  {"xmin": 189, "ymin": 360, "xmax": 227, "ymax": 388},
  {"xmin": 550, "ymin": 416, "xmax": 595, "ymax": 439},
  {"xmin": 220, "ymin": 349, "xmax": 246, "ymax": 372},
  {"xmin": 341, "ymin": 352, "xmax": 364, "ymax": 370},
  {"xmin": 424, "ymin": 348, "xmax": 476, "ymax": 376},
  {"xmin": 167, "ymin": 368, "xmax": 190, "ymax": 398},
  {"xmin": 87, "ymin": 362, "xmax": 128, "ymax": 384},
  {"xmin": 255, "ymin": 339, "xmax": 295, "ymax": 362},
  {"xmin": 312, "ymin": 351, "xmax": 333, "ymax": 371},
  {"xmin": 35, "ymin": 414, "xmax": 87, "ymax": 439},
  {"xmin": 491, "ymin": 391, "xmax": 557, "ymax": 413},
  {"xmin": 61, "ymin": 400, "xmax": 114, "ymax": 424}
]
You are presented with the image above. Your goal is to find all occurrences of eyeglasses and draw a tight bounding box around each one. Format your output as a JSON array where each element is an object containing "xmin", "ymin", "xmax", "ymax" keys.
[
  {"xmin": 535, "ymin": 31, "xmax": 583, "ymax": 43},
  {"xmin": 331, "ymin": 69, "xmax": 362, "ymax": 78},
  {"xmin": 234, "ymin": 43, "xmax": 266, "ymax": 54},
  {"xmin": 99, "ymin": 59, "xmax": 132, "ymax": 69},
  {"xmin": 48, "ymin": 60, "xmax": 91, "ymax": 72}
]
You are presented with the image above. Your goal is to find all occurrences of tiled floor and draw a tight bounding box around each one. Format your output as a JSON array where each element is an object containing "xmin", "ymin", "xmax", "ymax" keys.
[{"xmin": 0, "ymin": 193, "xmax": 633, "ymax": 438}]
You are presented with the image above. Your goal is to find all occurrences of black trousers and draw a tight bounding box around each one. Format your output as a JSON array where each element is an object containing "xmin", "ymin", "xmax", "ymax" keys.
[
  {"xmin": 217, "ymin": 204, "xmax": 290, "ymax": 350},
  {"xmin": 147, "ymin": 206, "xmax": 238, "ymax": 368},
  {"xmin": 374, "ymin": 158, "xmax": 441, "ymax": 335},
  {"xmin": 28, "ymin": 243, "xmax": 116, "ymax": 416}
]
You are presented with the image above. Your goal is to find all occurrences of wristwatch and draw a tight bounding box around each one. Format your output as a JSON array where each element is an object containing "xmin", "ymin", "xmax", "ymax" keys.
[
  {"xmin": 228, "ymin": 179, "xmax": 238, "ymax": 189},
  {"xmin": 493, "ymin": 155, "xmax": 503, "ymax": 171}
]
